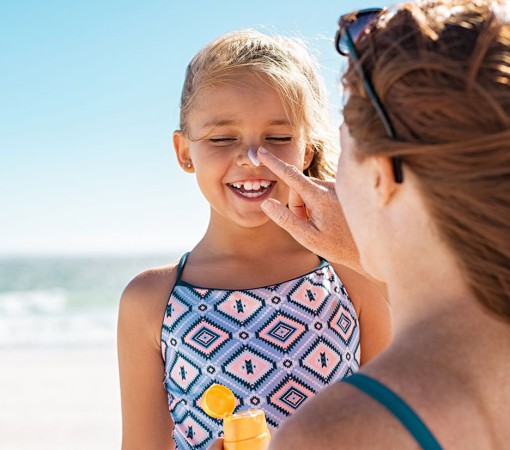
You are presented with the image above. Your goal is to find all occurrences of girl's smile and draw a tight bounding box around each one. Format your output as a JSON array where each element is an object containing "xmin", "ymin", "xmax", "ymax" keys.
[{"xmin": 227, "ymin": 178, "xmax": 276, "ymax": 201}]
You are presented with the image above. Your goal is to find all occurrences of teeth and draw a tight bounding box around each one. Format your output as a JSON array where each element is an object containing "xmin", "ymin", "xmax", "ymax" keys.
[{"xmin": 229, "ymin": 180, "xmax": 273, "ymax": 192}]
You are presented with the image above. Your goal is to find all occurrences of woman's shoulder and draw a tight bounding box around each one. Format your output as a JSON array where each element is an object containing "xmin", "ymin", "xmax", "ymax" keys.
[
  {"xmin": 269, "ymin": 375, "xmax": 413, "ymax": 449},
  {"xmin": 270, "ymin": 366, "xmax": 446, "ymax": 450},
  {"xmin": 271, "ymin": 351, "xmax": 502, "ymax": 450}
]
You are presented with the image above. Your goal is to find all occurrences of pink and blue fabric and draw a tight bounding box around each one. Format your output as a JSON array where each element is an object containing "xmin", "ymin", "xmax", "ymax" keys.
[{"xmin": 161, "ymin": 254, "xmax": 360, "ymax": 449}]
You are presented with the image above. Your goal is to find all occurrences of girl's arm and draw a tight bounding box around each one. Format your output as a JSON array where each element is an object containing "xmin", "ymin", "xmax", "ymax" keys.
[
  {"xmin": 118, "ymin": 267, "xmax": 178, "ymax": 450},
  {"xmin": 332, "ymin": 264, "xmax": 392, "ymax": 365}
]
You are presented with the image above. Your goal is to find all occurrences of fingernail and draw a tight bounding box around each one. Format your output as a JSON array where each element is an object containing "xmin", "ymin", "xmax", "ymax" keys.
[
  {"xmin": 261, "ymin": 199, "xmax": 275, "ymax": 213},
  {"xmin": 258, "ymin": 146, "xmax": 268, "ymax": 155},
  {"xmin": 247, "ymin": 146, "xmax": 261, "ymax": 166}
]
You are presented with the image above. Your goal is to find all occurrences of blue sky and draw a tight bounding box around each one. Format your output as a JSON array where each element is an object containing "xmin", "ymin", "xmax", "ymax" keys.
[{"xmin": 0, "ymin": 0, "xmax": 378, "ymax": 256}]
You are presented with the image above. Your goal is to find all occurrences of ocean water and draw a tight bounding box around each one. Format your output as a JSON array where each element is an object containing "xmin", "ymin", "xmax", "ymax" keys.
[{"xmin": 0, "ymin": 254, "xmax": 178, "ymax": 349}]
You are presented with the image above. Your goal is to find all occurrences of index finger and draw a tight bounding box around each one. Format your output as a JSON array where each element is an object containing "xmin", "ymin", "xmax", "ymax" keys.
[{"xmin": 257, "ymin": 147, "xmax": 323, "ymax": 200}]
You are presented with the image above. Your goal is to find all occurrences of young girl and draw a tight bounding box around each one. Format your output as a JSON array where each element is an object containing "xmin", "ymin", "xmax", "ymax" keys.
[{"xmin": 117, "ymin": 29, "xmax": 391, "ymax": 450}]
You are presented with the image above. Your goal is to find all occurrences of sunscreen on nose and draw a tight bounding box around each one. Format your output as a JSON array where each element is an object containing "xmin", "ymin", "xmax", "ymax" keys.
[
  {"xmin": 247, "ymin": 147, "xmax": 261, "ymax": 166},
  {"xmin": 202, "ymin": 384, "xmax": 271, "ymax": 450}
]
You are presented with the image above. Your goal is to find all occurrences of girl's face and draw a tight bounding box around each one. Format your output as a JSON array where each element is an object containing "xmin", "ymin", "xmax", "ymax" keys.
[{"xmin": 176, "ymin": 77, "xmax": 311, "ymax": 228}]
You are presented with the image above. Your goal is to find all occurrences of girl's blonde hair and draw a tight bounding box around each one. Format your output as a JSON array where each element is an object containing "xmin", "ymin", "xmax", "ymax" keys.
[
  {"xmin": 343, "ymin": 0, "xmax": 510, "ymax": 319},
  {"xmin": 179, "ymin": 29, "xmax": 337, "ymax": 180}
]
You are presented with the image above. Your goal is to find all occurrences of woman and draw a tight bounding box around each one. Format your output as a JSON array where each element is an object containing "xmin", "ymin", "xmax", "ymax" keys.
[{"xmin": 260, "ymin": 0, "xmax": 510, "ymax": 448}]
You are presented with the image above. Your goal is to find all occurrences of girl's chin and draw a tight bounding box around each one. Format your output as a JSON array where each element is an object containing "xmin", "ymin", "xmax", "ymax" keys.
[{"xmin": 227, "ymin": 211, "xmax": 277, "ymax": 229}]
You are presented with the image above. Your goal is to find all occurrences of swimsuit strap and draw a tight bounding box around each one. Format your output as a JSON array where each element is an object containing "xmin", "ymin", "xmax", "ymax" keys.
[
  {"xmin": 175, "ymin": 252, "xmax": 190, "ymax": 283},
  {"xmin": 343, "ymin": 373, "xmax": 442, "ymax": 450},
  {"xmin": 317, "ymin": 256, "xmax": 329, "ymax": 269}
]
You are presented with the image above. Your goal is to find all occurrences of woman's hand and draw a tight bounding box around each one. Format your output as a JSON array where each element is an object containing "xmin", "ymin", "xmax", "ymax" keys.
[{"xmin": 258, "ymin": 148, "xmax": 362, "ymax": 273}]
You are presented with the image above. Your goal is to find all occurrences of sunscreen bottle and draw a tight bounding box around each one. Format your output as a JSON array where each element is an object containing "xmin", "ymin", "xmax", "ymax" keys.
[{"xmin": 202, "ymin": 384, "xmax": 271, "ymax": 450}]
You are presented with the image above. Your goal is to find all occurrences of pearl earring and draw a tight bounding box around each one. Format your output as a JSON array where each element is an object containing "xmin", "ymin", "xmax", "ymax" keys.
[{"xmin": 185, "ymin": 162, "xmax": 193, "ymax": 169}]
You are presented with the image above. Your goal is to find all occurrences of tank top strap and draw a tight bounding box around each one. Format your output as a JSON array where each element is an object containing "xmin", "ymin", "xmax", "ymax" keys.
[
  {"xmin": 317, "ymin": 256, "xmax": 329, "ymax": 269},
  {"xmin": 343, "ymin": 373, "xmax": 442, "ymax": 450},
  {"xmin": 175, "ymin": 252, "xmax": 190, "ymax": 283}
]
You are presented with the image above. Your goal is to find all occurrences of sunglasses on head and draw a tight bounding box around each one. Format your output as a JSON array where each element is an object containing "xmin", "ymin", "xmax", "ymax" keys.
[{"xmin": 336, "ymin": 7, "xmax": 404, "ymax": 184}]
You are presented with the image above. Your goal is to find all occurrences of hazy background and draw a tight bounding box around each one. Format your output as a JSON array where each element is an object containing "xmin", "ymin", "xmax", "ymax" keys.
[{"xmin": 0, "ymin": 0, "xmax": 376, "ymax": 448}]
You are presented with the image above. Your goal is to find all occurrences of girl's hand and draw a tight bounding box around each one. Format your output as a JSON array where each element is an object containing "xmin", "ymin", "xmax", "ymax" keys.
[
  {"xmin": 207, "ymin": 438, "xmax": 224, "ymax": 450},
  {"xmin": 258, "ymin": 148, "xmax": 362, "ymax": 273}
]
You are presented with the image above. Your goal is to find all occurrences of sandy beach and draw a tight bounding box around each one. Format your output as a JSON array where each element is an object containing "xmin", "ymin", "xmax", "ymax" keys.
[
  {"xmin": 0, "ymin": 344, "xmax": 121, "ymax": 450},
  {"xmin": 0, "ymin": 255, "xmax": 177, "ymax": 450}
]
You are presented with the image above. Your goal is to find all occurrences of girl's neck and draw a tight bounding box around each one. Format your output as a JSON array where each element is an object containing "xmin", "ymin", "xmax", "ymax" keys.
[
  {"xmin": 194, "ymin": 217, "xmax": 302, "ymax": 260},
  {"xmin": 181, "ymin": 217, "xmax": 320, "ymax": 289}
]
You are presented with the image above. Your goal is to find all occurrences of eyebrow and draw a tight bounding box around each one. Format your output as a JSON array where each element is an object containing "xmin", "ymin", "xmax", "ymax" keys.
[
  {"xmin": 201, "ymin": 119, "xmax": 292, "ymax": 129},
  {"xmin": 268, "ymin": 120, "xmax": 292, "ymax": 126},
  {"xmin": 201, "ymin": 119, "xmax": 235, "ymax": 130}
]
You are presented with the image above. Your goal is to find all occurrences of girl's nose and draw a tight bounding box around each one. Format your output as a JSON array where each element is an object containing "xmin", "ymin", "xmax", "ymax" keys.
[
  {"xmin": 247, "ymin": 147, "xmax": 261, "ymax": 166},
  {"xmin": 237, "ymin": 146, "xmax": 261, "ymax": 167}
]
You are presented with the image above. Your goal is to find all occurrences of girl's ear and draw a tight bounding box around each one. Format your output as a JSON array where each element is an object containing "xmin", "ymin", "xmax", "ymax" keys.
[
  {"xmin": 303, "ymin": 145, "xmax": 315, "ymax": 171},
  {"xmin": 173, "ymin": 131, "xmax": 195, "ymax": 173}
]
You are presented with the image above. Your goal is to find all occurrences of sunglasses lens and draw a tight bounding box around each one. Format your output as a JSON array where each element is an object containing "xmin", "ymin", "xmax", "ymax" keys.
[{"xmin": 337, "ymin": 11, "xmax": 381, "ymax": 54}]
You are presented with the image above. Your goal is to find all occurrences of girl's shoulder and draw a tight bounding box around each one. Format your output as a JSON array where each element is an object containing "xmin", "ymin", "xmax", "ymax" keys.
[
  {"xmin": 330, "ymin": 263, "xmax": 388, "ymax": 311},
  {"xmin": 118, "ymin": 260, "xmax": 181, "ymax": 341}
]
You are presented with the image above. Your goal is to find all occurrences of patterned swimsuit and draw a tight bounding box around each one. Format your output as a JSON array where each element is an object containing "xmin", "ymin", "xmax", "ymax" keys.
[{"xmin": 161, "ymin": 253, "xmax": 360, "ymax": 449}]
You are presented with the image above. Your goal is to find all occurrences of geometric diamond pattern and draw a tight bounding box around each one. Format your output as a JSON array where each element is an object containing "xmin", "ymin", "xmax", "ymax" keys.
[
  {"xmin": 256, "ymin": 311, "xmax": 308, "ymax": 353},
  {"xmin": 192, "ymin": 288, "xmax": 211, "ymax": 299},
  {"xmin": 173, "ymin": 410, "xmax": 212, "ymax": 448},
  {"xmin": 182, "ymin": 317, "xmax": 231, "ymax": 358},
  {"xmin": 223, "ymin": 345, "xmax": 277, "ymax": 390},
  {"xmin": 161, "ymin": 256, "xmax": 360, "ymax": 449},
  {"xmin": 267, "ymin": 375, "xmax": 316, "ymax": 416},
  {"xmin": 215, "ymin": 291, "xmax": 265, "ymax": 325},
  {"xmin": 168, "ymin": 352, "xmax": 202, "ymax": 394},
  {"xmin": 299, "ymin": 337, "xmax": 342, "ymax": 383},
  {"xmin": 287, "ymin": 277, "xmax": 330, "ymax": 316},
  {"xmin": 165, "ymin": 290, "xmax": 192, "ymax": 331},
  {"xmin": 328, "ymin": 303, "xmax": 357, "ymax": 345}
]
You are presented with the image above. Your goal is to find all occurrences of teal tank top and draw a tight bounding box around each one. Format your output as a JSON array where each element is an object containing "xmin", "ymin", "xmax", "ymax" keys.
[{"xmin": 344, "ymin": 373, "xmax": 442, "ymax": 450}]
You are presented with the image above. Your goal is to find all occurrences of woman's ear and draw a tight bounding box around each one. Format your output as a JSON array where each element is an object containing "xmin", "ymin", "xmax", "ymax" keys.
[
  {"xmin": 372, "ymin": 155, "xmax": 399, "ymax": 206},
  {"xmin": 173, "ymin": 131, "xmax": 195, "ymax": 173}
]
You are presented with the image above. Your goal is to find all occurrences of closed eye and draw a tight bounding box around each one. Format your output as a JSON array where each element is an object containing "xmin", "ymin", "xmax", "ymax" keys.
[
  {"xmin": 208, "ymin": 137, "xmax": 238, "ymax": 145},
  {"xmin": 266, "ymin": 136, "xmax": 292, "ymax": 143}
]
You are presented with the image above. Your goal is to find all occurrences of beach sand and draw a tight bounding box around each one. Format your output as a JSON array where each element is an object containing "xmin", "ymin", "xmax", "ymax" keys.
[{"xmin": 0, "ymin": 345, "xmax": 121, "ymax": 450}]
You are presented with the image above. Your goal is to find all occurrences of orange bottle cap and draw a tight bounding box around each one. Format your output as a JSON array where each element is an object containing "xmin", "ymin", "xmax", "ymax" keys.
[{"xmin": 201, "ymin": 384, "xmax": 236, "ymax": 419}]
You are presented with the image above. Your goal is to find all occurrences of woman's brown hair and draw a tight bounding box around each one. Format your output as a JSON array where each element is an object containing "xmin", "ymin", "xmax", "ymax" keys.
[{"xmin": 343, "ymin": 0, "xmax": 510, "ymax": 319}]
